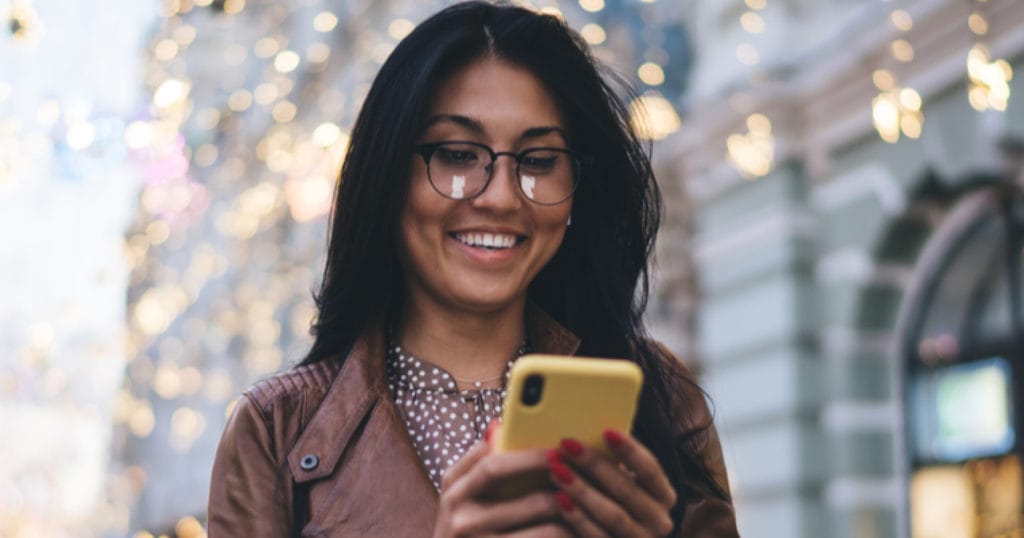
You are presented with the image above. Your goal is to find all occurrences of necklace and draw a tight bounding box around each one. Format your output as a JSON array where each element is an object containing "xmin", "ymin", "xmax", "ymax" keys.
[{"xmin": 450, "ymin": 371, "xmax": 506, "ymax": 387}]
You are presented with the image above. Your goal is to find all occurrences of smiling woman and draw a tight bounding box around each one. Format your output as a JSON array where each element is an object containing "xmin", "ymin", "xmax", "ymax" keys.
[
  {"xmin": 399, "ymin": 58, "xmax": 573, "ymax": 337},
  {"xmin": 207, "ymin": 2, "xmax": 738, "ymax": 537}
]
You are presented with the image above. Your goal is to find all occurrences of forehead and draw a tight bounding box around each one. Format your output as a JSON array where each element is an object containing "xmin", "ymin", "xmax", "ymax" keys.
[{"xmin": 425, "ymin": 56, "xmax": 565, "ymax": 133}]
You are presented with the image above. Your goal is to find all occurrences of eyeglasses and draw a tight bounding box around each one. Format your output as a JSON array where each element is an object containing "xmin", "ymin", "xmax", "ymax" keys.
[{"xmin": 413, "ymin": 141, "xmax": 586, "ymax": 205}]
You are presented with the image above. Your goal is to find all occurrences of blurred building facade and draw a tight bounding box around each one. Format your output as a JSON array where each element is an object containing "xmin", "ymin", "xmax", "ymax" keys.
[{"xmin": 658, "ymin": 0, "xmax": 1024, "ymax": 536}]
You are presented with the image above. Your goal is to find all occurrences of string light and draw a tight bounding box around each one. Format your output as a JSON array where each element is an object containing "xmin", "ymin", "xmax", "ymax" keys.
[
  {"xmin": 6, "ymin": 0, "xmax": 42, "ymax": 42},
  {"xmin": 222, "ymin": 0, "xmax": 245, "ymax": 15},
  {"xmin": 726, "ymin": 0, "xmax": 774, "ymax": 178},
  {"xmin": 313, "ymin": 11, "xmax": 338, "ymax": 32},
  {"xmin": 580, "ymin": 23, "xmax": 606, "ymax": 45},
  {"xmin": 253, "ymin": 36, "xmax": 280, "ymax": 58},
  {"xmin": 388, "ymin": 18, "xmax": 416, "ymax": 40},
  {"xmin": 629, "ymin": 92, "xmax": 681, "ymax": 141},
  {"xmin": 872, "ymin": 86, "xmax": 924, "ymax": 143},
  {"xmin": 624, "ymin": 1, "xmax": 684, "ymax": 140},
  {"xmin": 965, "ymin": 2, "xmax": 1012, "ymax": 112},
  {"xmin": 871, "ymin": 3, "xmax": 924, "ymax": 143},
  {"xmin": 739, "ymin": 12, "xmax": 764, "ymax": 34},
  {"xmin": 727, "ymin": 113, "xmax": 775, "ymax": 178},
  {"xmin": 273, "ymin": 50, "xmax": 301, "ymax": 73},
  {"xmin": 637, "ymin": 62, "xmax": 666, "ymax": 86}
]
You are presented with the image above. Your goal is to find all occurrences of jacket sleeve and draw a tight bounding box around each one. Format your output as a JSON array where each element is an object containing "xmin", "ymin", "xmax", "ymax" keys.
[
  {"xmin": 676, "ymin": 417, "xmax": 739, "ymax": 537},
  {"xmin": 653, "ymin": 343, "xmax": 740, "ymax": 538},
  {"xmin": 208, "ymin": 394, "xmax": 293, "ymax": 537}
]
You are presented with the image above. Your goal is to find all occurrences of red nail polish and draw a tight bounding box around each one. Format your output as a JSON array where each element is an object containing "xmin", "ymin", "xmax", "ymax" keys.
[
  {"xmin": 485, "ymin": 418, "xmax": 500, "ymax": 444},
  {"xmin": 551, "ymin": 461, "xmax": 574, "ymax": 485},
  {"xmin": 603, "ymin": 429, "xmax": 626, "ymax": 448},
  {"xmin": 555, "ymin": 491, "xmax": 574, "ymax": 512},
  {"xmin": 560, "ymin": 438, "xmax": 585, "ymax": 457},
  {"xmin": 546, "ymin": 449, "xmax": 562, "ymax": 465}
]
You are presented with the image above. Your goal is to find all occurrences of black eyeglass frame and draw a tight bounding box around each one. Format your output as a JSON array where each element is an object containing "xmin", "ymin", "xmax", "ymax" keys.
[{"xmin": 413, "ymin": 140, "xmax": 591, "ymax": 206}]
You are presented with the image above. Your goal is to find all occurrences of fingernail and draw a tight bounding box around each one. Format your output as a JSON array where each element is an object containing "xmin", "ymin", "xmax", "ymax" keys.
[
  {"xmin": 485, "ymin": 418, "xmax": 500, "ymax": 444},
  {"xmin": 560, "ymin": 438, "xmax": 585, "ymax": 458},
  {"xmin": 555, "ymin": 491, "xmax": 574, "ymax": 513},
  {"xmin": 550, "ymin": 461, "xmax": 574, "ymax": 485},
  {"xmin": 546, "ymin": 449, "xmax": 562, "ymax": 465},
  {"xmin": 603, "ymin": 429, "xmax": 626, "ymax": 448}
]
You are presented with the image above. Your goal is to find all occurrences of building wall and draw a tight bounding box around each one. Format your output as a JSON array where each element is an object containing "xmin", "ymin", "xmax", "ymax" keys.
[{"xmin": 661, "ymin": 0, "xmax": 1024, "ymax": 535}]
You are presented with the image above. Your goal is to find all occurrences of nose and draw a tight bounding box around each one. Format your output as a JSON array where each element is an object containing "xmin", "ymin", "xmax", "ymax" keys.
[{"xmin": 472, "ymin": 154, "xmax": 522, "ymax": 211}]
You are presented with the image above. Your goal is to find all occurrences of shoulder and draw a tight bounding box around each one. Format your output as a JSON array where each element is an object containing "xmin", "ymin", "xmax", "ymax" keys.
[{"xmin": 242, "ymin": 359, "xmax": 342, "ymax": 417}]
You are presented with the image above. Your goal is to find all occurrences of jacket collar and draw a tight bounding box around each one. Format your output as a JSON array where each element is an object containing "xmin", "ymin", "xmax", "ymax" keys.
[{"xmin": 286, "ymin": 303, "xmax": 581, "ymax": 484}]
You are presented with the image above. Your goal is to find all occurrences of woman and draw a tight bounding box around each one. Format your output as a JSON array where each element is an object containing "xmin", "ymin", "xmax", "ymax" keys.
[{"xmin": 209, "ymin": 2, "xmax": 738, "ymax": 536}]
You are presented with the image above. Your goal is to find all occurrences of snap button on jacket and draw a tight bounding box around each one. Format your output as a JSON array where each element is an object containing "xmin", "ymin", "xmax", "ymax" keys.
[{"xmin": 208, "ymin": 307, "xmax": 739, "ymax": 537}]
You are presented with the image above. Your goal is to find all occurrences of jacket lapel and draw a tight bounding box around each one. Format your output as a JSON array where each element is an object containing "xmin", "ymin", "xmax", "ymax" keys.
[{"xmin": 287, "ymin": 325, "xmax": 438, "ymax": 536}]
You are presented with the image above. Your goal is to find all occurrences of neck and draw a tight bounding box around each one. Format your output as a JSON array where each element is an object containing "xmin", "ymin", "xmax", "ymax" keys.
[{"xmin": 396, "ymin": 296, "xmax": 527, "ymax": 383}]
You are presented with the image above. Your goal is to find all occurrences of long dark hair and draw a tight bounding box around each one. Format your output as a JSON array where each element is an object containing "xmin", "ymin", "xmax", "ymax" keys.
[{"xmin": 301, "ymin": 0, "xmax": 728, "ymax": 526}]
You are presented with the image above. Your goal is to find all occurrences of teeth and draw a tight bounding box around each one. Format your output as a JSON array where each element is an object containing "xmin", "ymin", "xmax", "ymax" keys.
[{"xmin": 455, "ymin": 232, "xmax": 518, "ymax": 249}]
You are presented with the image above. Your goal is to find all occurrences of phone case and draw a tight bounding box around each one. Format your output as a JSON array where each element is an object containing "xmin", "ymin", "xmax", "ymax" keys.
[
  {"xmin": 496, "ymin": 354, "xmax": 644, "ymax": 452},
  {"xmin": 491, "ymin": 354, "xmax": 643, "ymax": 498}
]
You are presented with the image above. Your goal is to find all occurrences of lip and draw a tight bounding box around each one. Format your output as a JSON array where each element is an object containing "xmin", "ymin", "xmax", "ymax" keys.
[
  {"xmin": 447, "ymin": 227, "xmax": 528, "ymax": 264},
  {"xmin": 448, "ymin": 226, "xmax": 527, "ymax": 237}
]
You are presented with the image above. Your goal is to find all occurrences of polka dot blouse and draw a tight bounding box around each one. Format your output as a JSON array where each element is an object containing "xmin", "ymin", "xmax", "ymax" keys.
[{"xmin": 385, "ymin": 342, "xmax": 526, "ymax": 490}]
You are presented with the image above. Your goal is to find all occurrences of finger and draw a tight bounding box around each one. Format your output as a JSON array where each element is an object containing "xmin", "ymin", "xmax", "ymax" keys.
[
  {"xmin": 553, "ymin": 491, "xmax": 610, "ymax": 538},
  {"xmin": 441, "ymin": 440, "xmax": 490, "ymax": 493},
  {"xmin": 603, "ymin": 429, "xmax": 677, "ymax": 509},
  {"xmin": 548, "ymin": 455, "xmax": 647, "ymax": 537},
  {"xmin": 558, "ymin": 438, "xmax": 673, "ymax": 533},
  {"xmin": 441, "ymin": 419, "xmax": 502, "ymax": 493},
  {"xmin": 448, "ymin": 449, "xmax": 551, "ymax": 501},
  {"xmin": 485, "ymin": 418, "xmax": 501, "ymax": 444},
  {"xmin": 450, "ymin": 491, "xmax": 560, "ymax": 536}
]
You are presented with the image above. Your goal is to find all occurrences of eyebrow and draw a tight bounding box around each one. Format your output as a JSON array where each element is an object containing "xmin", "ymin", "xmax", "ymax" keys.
[{"xmin": 422, "ymin": 114, "xmax": 569, "ymax": 143}]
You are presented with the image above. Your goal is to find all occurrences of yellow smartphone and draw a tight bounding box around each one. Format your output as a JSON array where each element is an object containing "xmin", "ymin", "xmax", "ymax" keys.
[{"xmin": 491, "ymin": 354, "xmax": 643, "ymax": 498}]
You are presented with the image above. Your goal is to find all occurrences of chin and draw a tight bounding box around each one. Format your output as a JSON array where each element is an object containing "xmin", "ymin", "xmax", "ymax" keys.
[{"xmin": 446, "ymin": 285, "xmax": 526, "ymax": 314}]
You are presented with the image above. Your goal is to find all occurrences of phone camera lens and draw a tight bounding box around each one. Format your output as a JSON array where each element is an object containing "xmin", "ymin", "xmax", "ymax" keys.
[{"xmin": 521, "ymin": 374, "xmax": 544, "ymax": 406}]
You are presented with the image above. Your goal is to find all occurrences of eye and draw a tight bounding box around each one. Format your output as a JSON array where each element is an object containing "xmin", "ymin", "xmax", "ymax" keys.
[
  {"xmin": 520, "ymin": 150, "xmax": 562, "ymax": 172},
  {"xmin": 434, "ymin": 145, "xmax": 482, "ymax": 166}
]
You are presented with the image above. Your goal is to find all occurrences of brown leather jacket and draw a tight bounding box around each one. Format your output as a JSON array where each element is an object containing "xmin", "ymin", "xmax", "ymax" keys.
[{"xmin": 208, "ymin": 307, "xmax": 739, "ymax": 537}]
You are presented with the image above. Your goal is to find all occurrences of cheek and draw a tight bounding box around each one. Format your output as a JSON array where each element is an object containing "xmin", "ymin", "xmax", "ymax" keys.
[
  {"xmin": 534, "ymin": 204, "xmax": 572, "ymax": 253},
  {"xmin": 399, "ymin": 178, "xmax": 451, "ymax": 256},
  {"xmin": 541, "ymin": 203, "xmax": 572, "ymax": 232},
  {"xmin": 403, "ymin": 166, "xmax": 435, "ymax": 221}
]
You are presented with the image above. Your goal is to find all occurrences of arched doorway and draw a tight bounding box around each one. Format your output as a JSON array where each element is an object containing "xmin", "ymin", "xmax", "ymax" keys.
[{"xmin": 899, "ymin": 173, "xmax": 1024, "ymax": 536}]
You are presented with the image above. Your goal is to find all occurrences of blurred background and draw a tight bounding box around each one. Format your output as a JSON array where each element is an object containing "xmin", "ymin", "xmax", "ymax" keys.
[{"xmin": 1, "ymin": 0, "xmax": 1022, "ymax": 536}]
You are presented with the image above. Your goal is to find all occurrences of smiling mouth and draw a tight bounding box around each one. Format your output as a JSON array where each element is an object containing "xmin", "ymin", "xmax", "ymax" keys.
[{"xmin": 450, "ymin": 232, "xmax": 525, "ymax": 250}]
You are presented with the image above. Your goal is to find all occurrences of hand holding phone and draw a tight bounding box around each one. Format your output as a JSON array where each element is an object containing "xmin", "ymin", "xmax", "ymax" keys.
[
  {"xmin": 492, "ymin": 355, "xmax": 678, "ymax": 536},
  {"xmin": 491, "ymin": 354, "xmax": 643, "ymax": 498}
]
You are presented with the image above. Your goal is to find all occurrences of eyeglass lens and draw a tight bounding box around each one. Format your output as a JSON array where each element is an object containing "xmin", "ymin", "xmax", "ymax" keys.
[{"xmin": 427, "ymin": 143, "xmax": 575, "ymax": 204}]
